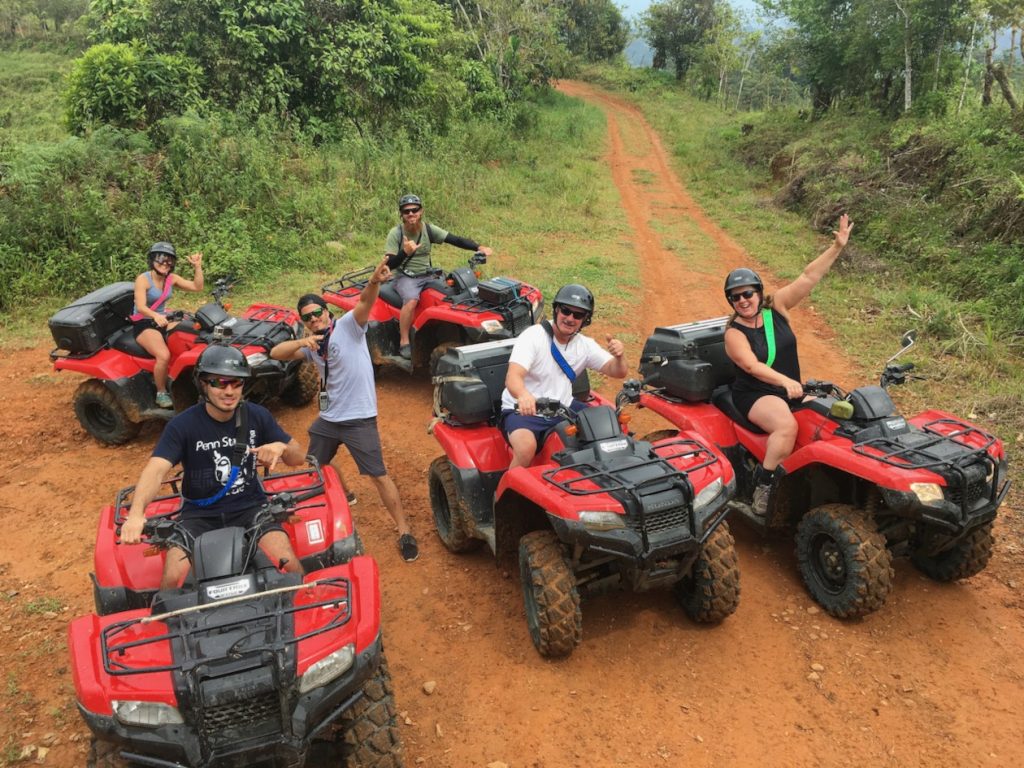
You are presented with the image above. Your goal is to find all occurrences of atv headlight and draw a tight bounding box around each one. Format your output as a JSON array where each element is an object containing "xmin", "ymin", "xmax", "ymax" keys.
[
  {"xmin": 693, "ymin": 478, "xmax": 724, "ymax": 513},
  {"xmin": 910, "ymin": 482, "xmax": 944, "ymax": 506},
  {"xmin": 481, "ymin": 319, "xmax": 504, "ymax": 333},
  {"xmin": 299, "ymin": 643, "xmax": 355, "ymax": 694},
  {"xmin": 113, "ymin": 700, "xmax": 183, "ymax": 727},
  {"xmin": 579, "ymin": 511, "xmax": 626, "ymax": 531},
  {"xmin": 246, "ymin": 352, "xmax": 269, "ymax": 367}
]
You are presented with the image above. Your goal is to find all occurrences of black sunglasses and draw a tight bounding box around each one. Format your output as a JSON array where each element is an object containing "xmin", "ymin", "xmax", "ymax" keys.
[
  {"xmin": 558, "ymin": 306, "xmax": 588, "ymax": 320},
  {"xmin": 203, "ymin": 376, "xmax": 245, "ymax": 390},
  {"xmin": 400, "ymin": 207, "xmax": 422, "ymax": 215},
  {"xmin": 301, "ymin": 307, "xmax": 326, "ymax": 322},
  {"xmin": 728, "ymin": 289, "xmax": 758, "ymax": 303}
]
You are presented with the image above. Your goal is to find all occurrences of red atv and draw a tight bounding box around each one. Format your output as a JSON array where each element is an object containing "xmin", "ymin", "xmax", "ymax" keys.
[
  {"xmin": 69, "ymin": 461, "xmax": 404, "ymax": 768},
  {"xmin": 322, "ymin": 252, "xmax": 543, "ymax": 374},
  {"xmin": 427, "ymin": 340, "xmax": 740, "ymax": 658},
  {"xmin": 49, "ymin": 277, "xmax": 320, "ymax": 445},
  {"xmin": 637, "ymin": 318, "xmax": 1011, "ymax": 618}
]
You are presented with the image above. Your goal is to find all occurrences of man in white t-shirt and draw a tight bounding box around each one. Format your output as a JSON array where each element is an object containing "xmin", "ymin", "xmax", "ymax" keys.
[{"xmin": 500, "ymin": 283, "xmax": 628, "ymax": 468}]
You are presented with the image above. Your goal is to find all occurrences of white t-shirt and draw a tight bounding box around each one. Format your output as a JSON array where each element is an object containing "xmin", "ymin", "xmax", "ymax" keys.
[
  {"xmin": 500, "ymin": 324, "xmax": 612, "ymax": 410},
  {"xmin": 302, "ymin": 312, "xmax": 377, "ymax": 422}
]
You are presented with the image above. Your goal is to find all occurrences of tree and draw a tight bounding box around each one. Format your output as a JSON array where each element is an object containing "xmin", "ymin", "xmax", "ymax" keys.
[
  {"xmin": 641, "ymin": 0, "xmax": 718, "ymax": 80},
  {"xmin": 559, "ymin": 0, "xmax": 629, "ymax": 62}
]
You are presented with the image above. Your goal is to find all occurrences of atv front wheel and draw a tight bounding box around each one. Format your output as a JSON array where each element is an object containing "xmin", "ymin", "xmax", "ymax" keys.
[
  {"xmin": 88, "ymin": 738, "xmax": 131, "ymax": 767},
  {"xmin": 339, "ymin": 656, "xmax": 404, "ymax": 768},
  {"xmin": 519, "ymin": 530, "xmax": 582, "ymax": 658},
  {"xmin": 675, "ymin": 521, "xmax": 741, "ymax": 622},
  {"xmin": 911, "ymin": 522, "xmax": 994, "ymax": 582},
  {"xmin": 428, "ymin": 456, "xmax": 480, "ymax": 553},
  {"xmin": 74, "ymin": 380, "xmax": 141, "ymax": 445},
  {"xmin": 795, "ymin": 504, "xmax": 893, "ymax": 619},
  {"xmin": 280, "ymin": 360, "xmax": 320, "ymax": 406}
]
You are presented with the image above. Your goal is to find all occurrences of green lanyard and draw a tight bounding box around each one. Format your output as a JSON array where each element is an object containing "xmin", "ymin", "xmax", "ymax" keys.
[{"xmin": 762, "ymin": 309, "xmax": 776, "ymax": 368}]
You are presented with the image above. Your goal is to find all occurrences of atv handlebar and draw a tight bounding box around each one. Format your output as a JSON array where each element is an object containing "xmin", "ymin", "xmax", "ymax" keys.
[{"xmin": 211, "ymin": 275, "xmax": 240, "ymax": 304}]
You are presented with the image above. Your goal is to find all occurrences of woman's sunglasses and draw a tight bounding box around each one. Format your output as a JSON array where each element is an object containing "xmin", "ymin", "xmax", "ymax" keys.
[
  {"xmin": 203, "ymin": 377, "xmax": 245, "ymax": 390},
  {"xmin": 728, "ymin": 289, "xmax": 758, "ymax": 303},
  {"xmin": 558, "ymin": 306, "xmax": 588, "ymax": 320},
  {"xmin": 301, "ymin": 307, "xmax": 326, "ymax": 322}
]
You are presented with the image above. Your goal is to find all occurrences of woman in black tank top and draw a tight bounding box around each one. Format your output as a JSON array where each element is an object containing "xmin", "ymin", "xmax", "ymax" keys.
[{"xmin": 721, "ymin": 214, "xmax": 853, "ymax": 515}]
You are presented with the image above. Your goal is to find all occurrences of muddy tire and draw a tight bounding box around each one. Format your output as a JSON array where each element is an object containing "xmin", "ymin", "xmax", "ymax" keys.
[
  {"xmin": 675, "ymin": 522, "xmax": 741, "ymax": 623},
  {"xmin": 170, "ymin": 376, "xmax": 198, "ymax": 412},
  {"xmin": 88, "ymin": 738, "xmax": 132, "ymax": 767},
  {"xmin": 639, "ymin": 429, "xmax": 679, "ymax": 445},
  {"xmin": 428, "ymin": 456, "xmax": 480, "ymax": 553},
  {"xmin": 911, "ymin": 523, "xmax": 994, "ymax": 582},
  {"xmin": 428, "ymin": 341, "xmax": 460, "ymax": 377},
  {"xmin": 339, "ymin": 656, "xmax": 404, "ymax": 768},
  {"xmin": 74, "ymin": 380, "xmax": 140, "ymax": 445},
  {"xmin": 280, "ymin": 361, "xmax": 320, "ymax": 406},
  {"xmin": 519, "ymin": 530, "xmax": 582, "ymax": 658},
  {"xmin": 795, "ymin": 504, "xmax": 893, "ymax": 619}
]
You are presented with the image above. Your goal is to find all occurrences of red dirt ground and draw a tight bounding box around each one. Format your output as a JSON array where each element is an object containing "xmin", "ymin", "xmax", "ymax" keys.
[{"xmin": 0, "ymin": 80, "xmax": 1021, "ymax": 767}]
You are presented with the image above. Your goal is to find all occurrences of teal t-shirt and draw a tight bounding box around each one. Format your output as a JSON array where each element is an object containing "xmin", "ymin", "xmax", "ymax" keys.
[{"xmin": 384, "ymin": 222, "xmax": 449, "ymax": 275}]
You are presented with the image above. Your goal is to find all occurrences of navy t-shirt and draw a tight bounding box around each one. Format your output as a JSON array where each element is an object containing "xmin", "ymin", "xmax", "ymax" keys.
[{"xmin": 152, "ymin": 402, "xmax": 291, "ymax": 517}]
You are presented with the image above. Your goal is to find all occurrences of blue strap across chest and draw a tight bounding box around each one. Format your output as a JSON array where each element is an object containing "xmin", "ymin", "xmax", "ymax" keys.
[{"xmin": 541, "ymin": 321, "xmax": 576, "ymax": 383}]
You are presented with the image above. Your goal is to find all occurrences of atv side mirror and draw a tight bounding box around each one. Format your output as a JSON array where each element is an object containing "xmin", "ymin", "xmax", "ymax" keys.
[{"xmin": 901, "ymin": 330, "xmax": 917, "ymax": 348}]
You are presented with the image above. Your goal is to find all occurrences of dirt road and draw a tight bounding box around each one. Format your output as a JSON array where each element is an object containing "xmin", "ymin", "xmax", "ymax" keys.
[{"xmin": 1, "ymin": 80, "xmax": 1021, "ymax": 767}]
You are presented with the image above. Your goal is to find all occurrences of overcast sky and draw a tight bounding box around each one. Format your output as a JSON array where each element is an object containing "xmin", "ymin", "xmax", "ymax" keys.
[{"xmin": 618, "ymin": 0, "xmax": 763, "ymax": 21}]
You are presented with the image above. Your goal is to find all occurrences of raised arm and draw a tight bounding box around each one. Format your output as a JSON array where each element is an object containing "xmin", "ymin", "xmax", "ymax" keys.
[
  {"xmin": 774, "ymin": 214, "xmax": 853, "ymax": 312},
  {"xmin": 354, "ymin": 258, "xmax": 390, "ymax": 327},
  {"xmin": 173, "ymin": 252, "xmax": 205, "ymax": 292}
]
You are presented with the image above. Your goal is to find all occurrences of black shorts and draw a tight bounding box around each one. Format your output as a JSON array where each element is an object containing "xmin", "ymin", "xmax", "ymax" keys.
[
  {"xmin": 177, "ymin": 504, "xmax": 282, "ymax": 540},
  {"xmin": 733, "ymin": 389, "xmax": 804, "ymax": 418},
  {"xmin": 308, "ymin": 416, "xmax": 387, "ymax": 477},
  {"xmin": 132, "ymin": 318, "xmax": 166, "ymax": 338}
]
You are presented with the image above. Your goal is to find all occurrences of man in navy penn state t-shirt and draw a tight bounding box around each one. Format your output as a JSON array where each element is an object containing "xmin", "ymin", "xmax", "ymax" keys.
[{"xmin": 121, "ymin": 346, "xmax": 306, "ymax": 589}]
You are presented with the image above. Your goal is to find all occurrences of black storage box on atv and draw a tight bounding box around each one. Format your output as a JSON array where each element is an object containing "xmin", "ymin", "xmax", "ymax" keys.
[
  {"xmin": 639, "ymin": 317, "xmax": 735, "ymax": 402},
  {"xmin": 49, "ymin": 282, "xmax": 135, "ymax": 355},
  {"xmin": 434, "ymin": 338, "xmax": 592, "ymax": 425},
  {"xmin": 476, "ymin": 277, "xmax": 522, "ymax": 306}
]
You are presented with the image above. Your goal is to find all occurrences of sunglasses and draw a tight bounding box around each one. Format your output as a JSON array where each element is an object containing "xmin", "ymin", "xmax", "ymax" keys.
[
  {"xmin": 153, "ymin": 256, "xmax": 175, "ymax": 265},
  {"xmin": 558, "ymin": 306, "xmax": 588, "ymax": 320},
  {"xmin": 400, "ymin": 207, "xmax": 422, "ymax": 215},
  {"xmin": 203, "ymin": 377, "xmax": 245, "ymax": 390},
  {"xmin": 300, "ymin": 307, "xmax": 326, "ymax": 322},
  {"xmin": 728, "ymin": 289, "xmax": 758, "ymax": 303}
]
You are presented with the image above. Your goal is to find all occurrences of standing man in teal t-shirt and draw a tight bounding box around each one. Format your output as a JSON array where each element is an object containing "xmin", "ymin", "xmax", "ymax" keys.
[{"xmin": 384, "ymin": 193, "xmax": 493, "ymax": 359}]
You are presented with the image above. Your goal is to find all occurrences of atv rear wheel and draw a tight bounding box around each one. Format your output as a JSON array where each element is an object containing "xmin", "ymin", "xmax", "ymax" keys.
[
  {"xmin": 339, "ymin": 656, "xmax": 404, "ymax": 768},
  {"xmin": 88, "ymin": 738, "xmax": 132, "ymax": 767},
  {"xmin": 795, "ymin": 504, "xmax": 893, "ymax": 619},
  {"xmin": 911, "ymin": 522, "xmax": 994, "ymax": 582},
  {"xmin": 280, "ymin": 360, "xmax": 320, "ymax": 406},
  {"xmin": 74, "ymin": 379, "xmax": 140, "ymax": 445},
  {"xmin": 675, "ymin": 521, "xmax": 741, "ymax": 623},
  {"xmin": 519, "ymin": 530, "xmax": 582, "ymax": 658},
  {"xmin": 428, "ymin": 456, "xmax": 480, "ymax": 553},
  {"xmin": 428, "ymin": 341, "xmax": 460, "ymax": 376}
]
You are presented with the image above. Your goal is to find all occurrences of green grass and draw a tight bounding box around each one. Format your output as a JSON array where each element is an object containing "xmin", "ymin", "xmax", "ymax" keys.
[
  {"xmin": 22, "ymin": 597, "xmax": 63, "ymax": 615},
  {"xmin": 0, "ymin": 50, "xmax": 72, "ymax": 149}
]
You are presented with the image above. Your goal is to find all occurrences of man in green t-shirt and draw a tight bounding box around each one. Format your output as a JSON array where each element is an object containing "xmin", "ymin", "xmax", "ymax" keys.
[{"xmin": 384, "ymin": 194, "xmax": 493, "ymax": 359}]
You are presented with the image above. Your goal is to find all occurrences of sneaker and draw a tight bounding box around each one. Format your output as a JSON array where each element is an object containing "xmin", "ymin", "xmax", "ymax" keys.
[
  {"xmin": 345, "ymin": 491, "xmax": 357, "ymax": 506},
  {"xmin": 751, "ymin": 483, "xmax": 771, "ymax": 516},
  {"xmin": 399, "ymin": 344, "xmax": 412, "ymax": 360},
  {"xmin": 155, "ymin": 391, "xmax": 173, "ymax": 409},
  {"xmin": 398, "ymin": 533, "xmax": 419, "ymax": 562}
]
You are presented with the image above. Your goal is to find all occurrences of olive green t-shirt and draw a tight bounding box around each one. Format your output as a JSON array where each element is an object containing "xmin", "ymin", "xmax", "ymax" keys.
[{"xmin": 384, "ymin": 222, "xmax": 449, "ymax": 275}]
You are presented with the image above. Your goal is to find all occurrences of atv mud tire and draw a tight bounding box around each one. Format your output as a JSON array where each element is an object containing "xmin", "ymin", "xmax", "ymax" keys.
[
  {"xmin": 74, "ymin": 379, "xmax": 140, "ymax": 445},
  {"xmin": 280, "ymin": 361, "xmax": 320, "ymax": 406},
  {"xmin": 88, "ymin": 738, "xmax": 132, "ymax": 767},
  {"xmin": 428, "ymin": 456, "xmax": 480, "ymax": 553},
  {"xmin": 911, "ymin": 522, "xmax": 994, "ymax": 582},
  {"xmin": 795, "ymin": 504, "xmax": 893, "ymax": 619},
  {"xmin": 675, "ymin": 521, "xmax": 741, "ymax": 623},
  {"xmin": 339, "ymin": 656, "xmax": 404, "ymax": 768},
  {"xmin": 519, "ymin": 530, "xmax": 582, "ymax": 658}
]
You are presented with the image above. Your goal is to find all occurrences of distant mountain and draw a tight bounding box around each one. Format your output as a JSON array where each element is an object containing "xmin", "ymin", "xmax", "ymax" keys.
[{"xmin": 625, "ymin": 37, "xmax": 654, "ymax": 68}]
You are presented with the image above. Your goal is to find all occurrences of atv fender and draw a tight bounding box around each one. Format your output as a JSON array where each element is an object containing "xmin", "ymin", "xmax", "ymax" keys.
[
  {"xmin": 53, "ymin": 348, "xmax": 151, "ymax": 380},
  {"xmin": 639, "ymin": 393, "xmax": 740, "ymax": 449},
  {"xmin": 167, "ymin": 345, "xmax": 203, "ymax": 382},
  {"xmin": 433, "ymin": 422, "xmax": 510, "ymax": 473}
]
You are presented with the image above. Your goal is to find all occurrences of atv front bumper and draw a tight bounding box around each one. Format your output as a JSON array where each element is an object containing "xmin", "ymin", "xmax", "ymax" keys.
[{"xmin": 78, "ymin": 634, "xmax": 383, "ymax": 768}]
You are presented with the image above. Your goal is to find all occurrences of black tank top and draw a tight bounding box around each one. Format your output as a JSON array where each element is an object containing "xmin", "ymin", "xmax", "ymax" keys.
[{"xmin": 729, "ymin": 308, "xmax": 801, "ymax": 398}]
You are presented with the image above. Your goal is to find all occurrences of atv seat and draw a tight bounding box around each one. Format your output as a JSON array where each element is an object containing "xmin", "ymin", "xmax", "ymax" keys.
[
  {"xmin": 108, "ymin": 325, "xmax": 153, "ymax": 358},
  {"xmin": 711, "ymin": 385, "xmax": 766, "ymax": 435}
]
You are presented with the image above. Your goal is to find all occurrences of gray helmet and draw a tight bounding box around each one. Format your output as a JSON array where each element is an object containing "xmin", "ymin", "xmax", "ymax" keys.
[
  {"xmin": 724, "ymin": 268, "xmax": 763, "ymax": 301},
  {"xmin": 195, "ymin": 345, "xmax": 251, "ymax": 381},
  {"xmin": 552, "ymin": 283, "xmax": 595, "ymax": 328},
  {"xmin": 148, "ymin": 241, "xmax": 177, "ymax": 270},
  {"xmin": 398, "ymin": 194, "xmax": 422, "ymax": 211}
]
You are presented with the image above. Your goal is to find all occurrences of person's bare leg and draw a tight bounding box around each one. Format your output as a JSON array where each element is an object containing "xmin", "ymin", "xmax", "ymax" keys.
[
  {"xmin": 508, "ymin": 429, "xmax": 539, "ymax": 469},
  {"xmin": 368, "ymin": 474, "xmax": 409, "ymax": 535},
  {"xmin": 259, "ymin": 531, "xmax": 303, "ymax": 574}
]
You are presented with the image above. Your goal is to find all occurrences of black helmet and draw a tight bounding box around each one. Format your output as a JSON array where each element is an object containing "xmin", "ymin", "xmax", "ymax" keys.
[
  {"xmin": 723, "ymin": 268, "xmax": 763, "ymax": 300},
  {"xmin": 398, "ymin": 194, "xmax": 422, "ymax": 211},
  {"xmin": 195, "ymin": 345, "xmax": 251, "ymax": 381},
  {"xmin": 148, "ymin": 242, "xmax": 177, "ymax": 270},
  {"xmin": 552, "ymin": 283, "xmax": 595, "ymax": 328}
]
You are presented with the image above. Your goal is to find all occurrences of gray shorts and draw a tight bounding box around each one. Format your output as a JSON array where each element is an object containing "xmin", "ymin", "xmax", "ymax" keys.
[
  {"xmin": 394, "ymin": 273, "xmax": 431, "ymax": 303},
  {"xmin": 308, "ymin": 416, "xmax": 387, "ymax": 477}
]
